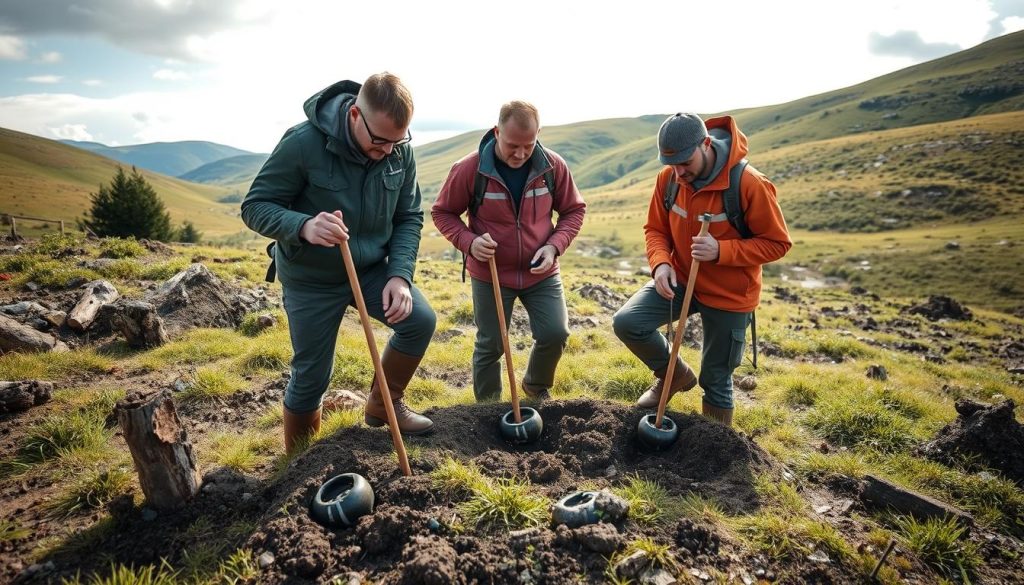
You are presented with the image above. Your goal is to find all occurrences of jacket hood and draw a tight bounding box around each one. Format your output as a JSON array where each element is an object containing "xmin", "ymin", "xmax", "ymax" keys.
[
  {"xmin": 303, "ymin": 80, "xmax": 361, "ymax": 140},
  {"xmin": 697, "ymin": 116, "xmax": 749, "ymax": 191}
]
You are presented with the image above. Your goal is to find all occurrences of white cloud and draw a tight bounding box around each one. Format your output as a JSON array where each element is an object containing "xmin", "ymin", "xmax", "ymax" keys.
[
  {"xmin": 0, "ymin": 35, "xmax": 28, "ymax": 60},
  {"xmin": 153, "ymin": 68, "xmax": 189, "ymax": 81},
  {"xmin": 1000, "ymin": 15, "xmax": 1024, "ymax": 34},
  {"xmin": 82, "ymin": 79, "xmax": 103, "ymax": 86},
  {"xmin": 48, "ymin": 123, "xmax": 93, "ymax": 141},
  {"xmin": 26, "ymin": 75, "xmax": 62, "ymax": 83},
  {"xmin": 38, "ymin": 51, "xmax": 62, "ymax": 63}
]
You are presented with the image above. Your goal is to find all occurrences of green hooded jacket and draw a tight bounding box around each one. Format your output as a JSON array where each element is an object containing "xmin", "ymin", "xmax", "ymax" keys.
[{"xmin": 241, "ymin": 80, "xmax": 423, "ymax": 288}]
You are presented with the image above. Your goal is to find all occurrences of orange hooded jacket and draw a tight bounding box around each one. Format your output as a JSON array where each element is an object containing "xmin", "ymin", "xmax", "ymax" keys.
[{"xmin": 645, "ymin": 116, "xmax": 791, "ymax": 313}]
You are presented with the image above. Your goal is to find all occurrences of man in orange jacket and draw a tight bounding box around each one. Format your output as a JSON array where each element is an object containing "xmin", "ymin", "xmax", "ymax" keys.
[{"xmin": 612, "ymin": 113, "xmax": 791, "ymax": 426}]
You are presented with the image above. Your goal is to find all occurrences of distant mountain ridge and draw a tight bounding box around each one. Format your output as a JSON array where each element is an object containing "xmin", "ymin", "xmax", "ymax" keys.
[
  {"xmin": 178, "ymin": 154, "xmax": 269, "ymax": 191},
  {"xmin": 59, "ymin": 139, "xmax": 254, "ymax": 177}
]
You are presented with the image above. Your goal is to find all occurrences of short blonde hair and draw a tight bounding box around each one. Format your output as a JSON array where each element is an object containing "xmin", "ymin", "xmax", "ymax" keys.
[
  {"xmin": 499, "ymin": 100, "xmax": 540, "ymax": 130},
  {"xmin": 357, "ymin": 72, "xmax": 414, "ymax": 128}
]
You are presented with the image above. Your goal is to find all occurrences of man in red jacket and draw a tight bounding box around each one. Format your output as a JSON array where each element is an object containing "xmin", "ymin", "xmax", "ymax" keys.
[
  {"xmin": 432, "ymin": 101, "xmax": 587, "ymax": 402},
  {"xmin": 613, "ymin": 113, "xmax": 791, "ymax": 426}
]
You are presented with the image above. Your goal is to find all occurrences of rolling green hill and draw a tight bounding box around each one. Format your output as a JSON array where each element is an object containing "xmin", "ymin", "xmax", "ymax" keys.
[
  {"xmin": 1, "ymin": 128, "xmax": 244, "ymax": 238},
  {"xmin": 415, "ymin": 30, "xmax": 1024, "ymax": 199},
  {"xmin": 60, "ymin": 139, "xmax": 253, "ymax": 177}
]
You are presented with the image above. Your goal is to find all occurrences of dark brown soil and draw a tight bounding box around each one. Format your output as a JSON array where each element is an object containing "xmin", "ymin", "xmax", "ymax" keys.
[
  {"xmin": 8, "ymin": 398, "xmax": 837, "ymax": 584},
  {"xmin": 918, "ymin": 398, "xmax": 1024, "ymax": 486}
]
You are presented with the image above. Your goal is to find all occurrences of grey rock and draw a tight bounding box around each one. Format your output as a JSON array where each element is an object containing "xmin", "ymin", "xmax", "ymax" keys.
[
  {"xmin": 641, "ymin": 567, "xmax": 677, "ymax": 585},
  {"xmin": 614, "ymin": 550, "xmax": 649, "ymax": 579},
  {"xmin": 258, "ymin": 552, "xmax": 275, "ymax": 569}
]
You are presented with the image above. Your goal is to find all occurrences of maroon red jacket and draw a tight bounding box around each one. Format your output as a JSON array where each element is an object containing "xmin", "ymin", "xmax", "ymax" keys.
[{"xmin": 431, "ymin": 129, "xmax": 586, "ymax": 289}]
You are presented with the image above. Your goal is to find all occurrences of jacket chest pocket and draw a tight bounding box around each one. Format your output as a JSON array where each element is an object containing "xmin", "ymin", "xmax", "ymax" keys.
[{"xmin": 307, "ymin": 170, "xmax": 348, "ymax": 210}]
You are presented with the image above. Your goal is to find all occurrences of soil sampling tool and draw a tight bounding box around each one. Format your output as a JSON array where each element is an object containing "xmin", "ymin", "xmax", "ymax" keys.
[
  {"xmin": 340, "ymin": 239, "xmax": 412, "ymax": 476},
  {"xmin": 309, "ymin": 472, "xmax": 374, "ymax": 528},
  {"xmin": 637, "ymin": 213, "xmax": 712, "ymax": 451},
  {"xmin": 489, "ymin": 256, "xmax": 543, "ymax": 444}
]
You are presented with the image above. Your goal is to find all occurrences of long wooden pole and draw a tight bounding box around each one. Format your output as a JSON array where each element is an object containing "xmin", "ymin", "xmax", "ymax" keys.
[
  {"xmin": 655, "ymin": 214, "xmax": 711, "ymax": 428},
  {"xmin": 488, "ymin": 257, "xmax": 521, "ymax": 423},
  {"xmin": 340, "ymin": 241, "xmax": 411, "ymax": 476}
]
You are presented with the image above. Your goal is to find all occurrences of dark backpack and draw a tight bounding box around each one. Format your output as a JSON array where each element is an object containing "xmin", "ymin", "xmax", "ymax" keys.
[
  {"xmin": 662, "ymin": 158, "xmax": 752, "ymax": 238},
  {"xmin": 662, "ymin": 158, "xmax": 761, "ymax": 368}
]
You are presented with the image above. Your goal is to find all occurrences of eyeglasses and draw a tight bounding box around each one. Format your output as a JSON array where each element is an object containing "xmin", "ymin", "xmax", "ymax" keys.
[{"xmin": 356, "ymin": 106, "xmax": 412, "ymax": 146}]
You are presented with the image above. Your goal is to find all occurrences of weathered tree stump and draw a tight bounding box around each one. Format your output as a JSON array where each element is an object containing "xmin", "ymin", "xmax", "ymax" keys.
[
  {"xmin": 67, "ymin": 280, "xmax": 119, "ymax": 332},
  {"xmin": 0, "ymin": 380, "xmax": 54, "ymax": 413},
  {"xmin": 116, "ymin": 389, "xmax": 200, "ymax": 509},
  {"xmin": 103, "ymin": 299, "xmax": 168, "ymax": 348},
  {"xmin": 861, "ymin": 474, "xmax": 973, "ymax": 527},
  {"xmin": 0, "ymin": 314, "xmax": 68, "ymax": 352}
]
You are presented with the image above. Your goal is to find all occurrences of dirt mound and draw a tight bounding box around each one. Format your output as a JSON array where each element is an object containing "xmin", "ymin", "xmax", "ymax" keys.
[
  {"xmin": 246, "ymin": 399, "xmax": 779, "ymax": 583},
  {"xmin": 146, "ymin": 263, "xmax": 268, "ymax": 335},
  {"xmin": 573, "ymin": 283, "xmax": 627, "ymax": 311},
  {"xmin": 904, "ymin": 295, "xmax": 973, "ymax": 321},
  {"xmin": 918, "ymin": 399, "xmax": 1024, "ymax": 485}
]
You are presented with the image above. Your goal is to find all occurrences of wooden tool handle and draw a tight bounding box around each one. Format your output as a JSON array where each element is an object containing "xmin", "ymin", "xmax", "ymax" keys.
[{"xmin": 489, "ymin": 257, "xmax": 521, "ymax": 423}]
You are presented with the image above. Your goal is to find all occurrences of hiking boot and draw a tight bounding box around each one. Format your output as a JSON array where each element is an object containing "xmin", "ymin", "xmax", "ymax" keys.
[
  {"xmin": 702, "ymin": 401, "xmax": 734, "ymax": 427},
  {"xmin": 364, "ymin": 346, "xmax": 434, "ymax": 435},
  {"xmin": 521, "ymin": 381, "xmax": 551, "ymax": 401},
  {"xmin": 635, "ymin": 358, "xmax": 697, "ymax": 408},
  {"xmin": 283, "ymin": 405, "xmax": 322, "ymax": 453}
]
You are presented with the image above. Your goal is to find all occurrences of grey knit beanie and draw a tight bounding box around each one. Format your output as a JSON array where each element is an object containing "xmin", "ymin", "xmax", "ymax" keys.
[{"xmin": 658, "ymin": 113, "xmax": 708, "ymax": 165}]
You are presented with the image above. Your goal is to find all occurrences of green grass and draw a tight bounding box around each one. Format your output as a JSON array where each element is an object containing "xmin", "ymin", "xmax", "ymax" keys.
[
  {"xmin": 47, "ymin": 467, "xmax": 134, "ymax": 518},
  {"xmin": 180, "ymin": 367, "xmax": 247, "ymax": 400},
  {"xmin": 61, "ymin": 560, "xmax": 180, "ymax": 585},
  {"xmin": 600, "ymin": 366, "xmax": 651, "ymax": 402},
  {"xmin": 612, "ymin": 474, "xmax": 680, "ymax": 526},
  {"xmin": 0, "ymin": 348, "xmax": 113, "ymax": 380},
  {"xmin": 136, "ymin": 329, "xmax": 250, "ymax": 370},
  {"xmin": 606, "ymin": 537, "xmax": 679, "ymax": 582},
  {"xmin": 0, "ymin": 519, "xmax": 31, "ymax": 542},
  {"xmin": 99, "ymin": 238, "xmax": 146, "ymax": 259},
  {"xmin": 207, "ymin": 432, "xmax": 277, "ymax": 472},
  {"xmin": 14, "ymin": 409, "xmax": 113, "ymax": 466},
  {"xmin": 431, "ymin": 457, "xmax": 489, "ymax": 497},
  {"xmin": 804, "ymin": 394, "xmax": 919, "ymax": 453},
  {"xmin": 459, "ymin": 477, "xmax": 549, "ymax": 531},
  {"xmin": 893, "ymin": 515, "xmax": 979, "ymax": 580}
]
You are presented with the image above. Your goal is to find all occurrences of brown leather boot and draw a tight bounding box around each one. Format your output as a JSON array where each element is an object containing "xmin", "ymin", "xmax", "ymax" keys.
[
  {"xmin": 521, "ymin": 381, "xmax": 551, "ymax": 401},
  {"xmin": 364, "ymin": 346, "xmax": 434, "ymax": 435},
  {"xmin": 283, "ymin": 405, "xmax": 322, "ymax": 453},
  {"xmin": 702, "ymin": 401, "xmax": 734, "ymax": 427},
  {"xmin": 635, "ymin": 357, "xmax": 698, "ymax": 408}
]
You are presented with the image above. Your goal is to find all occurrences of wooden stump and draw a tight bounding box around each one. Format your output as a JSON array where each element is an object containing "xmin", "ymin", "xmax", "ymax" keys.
[
  {"xmin": 67, "ymin": 279, "xmax": 119, "ymax": 332},
  {"xmin": 0, "ymin": 380, "xmax": 54, "ymax": 413},
  {"xmin": 0, "ymin": 314, "xmax": 67, "ymax": 353},
  {"xmin": 116, "ymin": 389, "xmax": 200, "ymax": 509},
  {"xmin": 103, "ymin": 299, "xmax": 168, "ymax": 348}
]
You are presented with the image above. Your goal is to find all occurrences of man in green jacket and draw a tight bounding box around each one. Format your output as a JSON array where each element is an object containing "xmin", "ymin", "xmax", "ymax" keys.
[{"xmin": 242, "ymin": 72, "xmax": 436, "ymax": 451}]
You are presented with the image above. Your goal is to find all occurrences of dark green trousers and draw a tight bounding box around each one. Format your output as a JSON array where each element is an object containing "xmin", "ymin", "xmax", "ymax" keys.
[
  {"xmin": 612, "ymin": 281, "xmax": 750, "ymax": 409},
  {"xmin": 470, "ymin": 275, "xmax": 569, "ymax": 402},
  {"xmin": 282, "ymin": 262, "xmax": 435, "ymax": 413}
]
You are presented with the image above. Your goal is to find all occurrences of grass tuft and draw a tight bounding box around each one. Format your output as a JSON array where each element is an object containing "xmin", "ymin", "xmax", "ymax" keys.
[
  {"xmin": 47, "ymin": 467, "xmax": 134, "ymax": 518},
  {"xmin": 612, "ymin": 474, "xmax": 679, "ymax": 526},
  {"xmin": 893, "ymin": 515, "xmax": 979, "ymax": 580},
  {"xmin": 431, "ymin": 457, "xmax": 489, "ymax": 496},
  {"xmin": 458, "ymin": 477, "xmax": 549, "ymax": 531},
  {"xmin": 0, "ymin": 519, "xmax": 31, "ymax": 542}
]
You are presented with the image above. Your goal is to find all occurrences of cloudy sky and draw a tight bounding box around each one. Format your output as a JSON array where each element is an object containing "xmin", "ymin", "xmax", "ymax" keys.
[{"xmin": 0, "ymin": 0, "xmax": 1021, "ymax": 153}]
